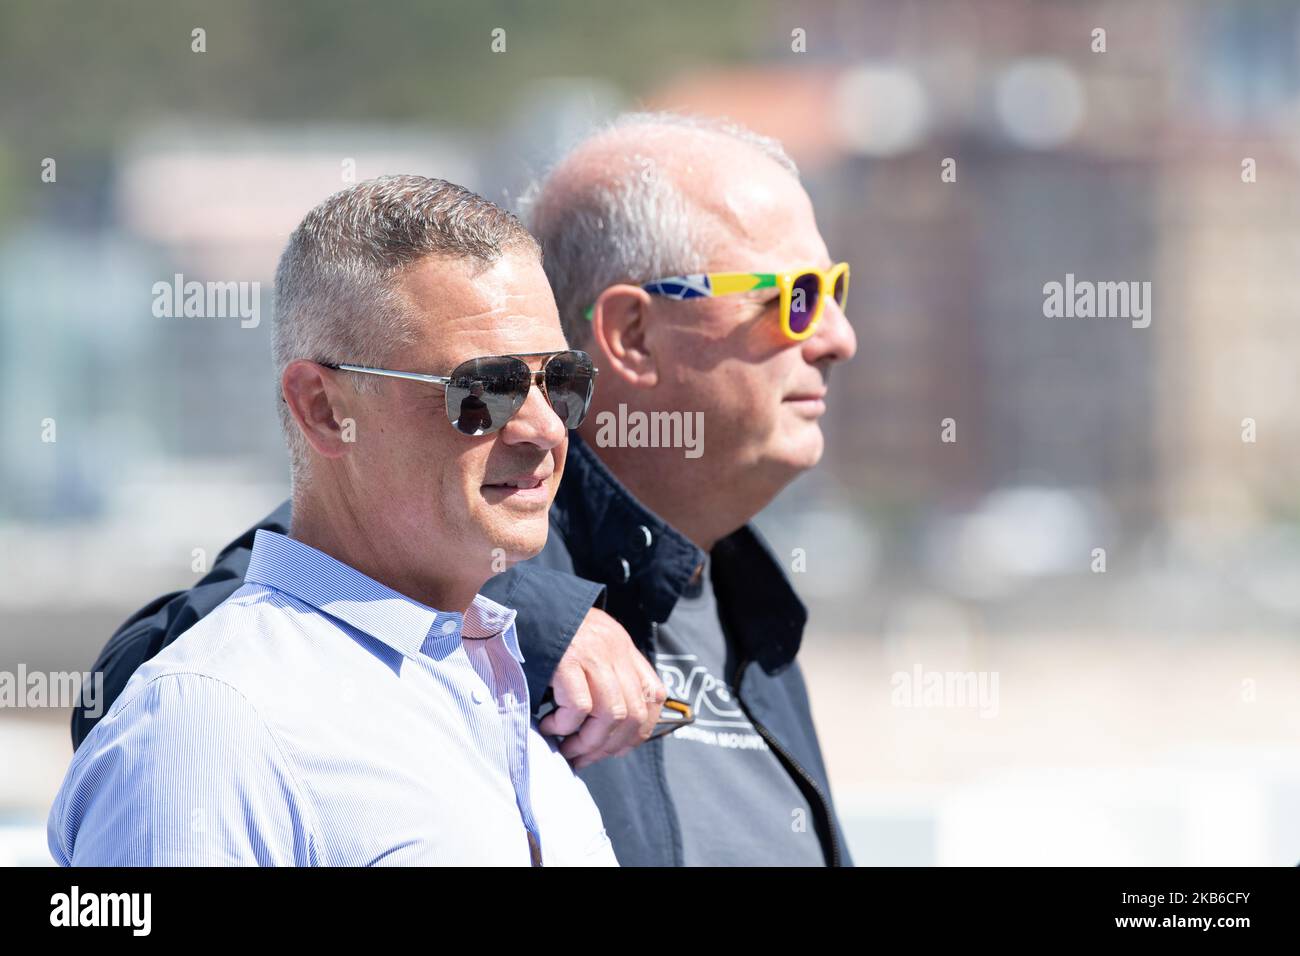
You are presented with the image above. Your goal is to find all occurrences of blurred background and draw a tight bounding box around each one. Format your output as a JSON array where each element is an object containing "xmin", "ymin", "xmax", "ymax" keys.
[{"xmin": 3, "ymin": 0, "xmax": 1300, "ymax": 865}]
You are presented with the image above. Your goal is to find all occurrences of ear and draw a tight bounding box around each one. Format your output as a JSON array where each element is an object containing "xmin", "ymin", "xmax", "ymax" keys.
[
  {"xmin": 281, "ymin": 360, "xmax": 356, "ymax": 460},
  {"xmin": 590, "ymin": 284, "xmax": 658, "ymax": 388}
]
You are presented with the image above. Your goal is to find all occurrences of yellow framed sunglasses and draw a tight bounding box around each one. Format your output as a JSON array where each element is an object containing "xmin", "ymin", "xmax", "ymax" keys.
[{"xmin": 585, "ymin": 262, "xmax": 850, "ymax": 342}]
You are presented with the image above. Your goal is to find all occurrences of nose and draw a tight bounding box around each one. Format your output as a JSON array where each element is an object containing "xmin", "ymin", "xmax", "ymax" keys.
[
  {"xmin": 499, "ymin": 377, "xmax": 567, "ymax": 450},
  {"xmin": 803, "ymin": 295, "xmax": 857, "ymax": 366}
]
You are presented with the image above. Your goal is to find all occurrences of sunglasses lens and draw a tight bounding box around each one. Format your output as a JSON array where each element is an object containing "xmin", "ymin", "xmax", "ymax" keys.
[
  {"xmin": 834, "ymin": 268, "xmax": 849, "ymax": 311},
  {"xmin": 543, "ymin": 350, "xmax": 596, "ymax": 428},
  {"xmin": 789, "ymin": 272, "xmax": 821, "ymax": 335},
  {"xmin": 446, "ymin": 356, "xmax": 530, "ymax": 436}
]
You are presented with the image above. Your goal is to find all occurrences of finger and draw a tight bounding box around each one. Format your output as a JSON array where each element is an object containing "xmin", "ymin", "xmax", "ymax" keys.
[
  {"xmin": 630, "ymin": 653, "xmax": 668, "ymax": 743},
  {"xmin": 539, "ymin": 708, "xmax": 579, "ymax": 737},
  {"xmin": 605, "ymin": 652, "xmax": 651, "ymax": 756},
  {"xmin": 541, "ymin": 662, "xmax": 592, "ymax": 737},
  {"xmin": 558, "ymin": 660, "xmax": 625, "ymax": 762}
]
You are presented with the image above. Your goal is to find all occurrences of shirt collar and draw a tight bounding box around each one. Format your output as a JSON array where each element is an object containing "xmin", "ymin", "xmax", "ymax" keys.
[{"xmin": 244, "ymin": 529, "xmax": 521, "ymax": 663}]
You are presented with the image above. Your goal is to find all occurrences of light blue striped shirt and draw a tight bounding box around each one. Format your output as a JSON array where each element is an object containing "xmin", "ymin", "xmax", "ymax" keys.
[{"xmin": 48, "ymin": 529, "xmax": 618, "ymax": 866}]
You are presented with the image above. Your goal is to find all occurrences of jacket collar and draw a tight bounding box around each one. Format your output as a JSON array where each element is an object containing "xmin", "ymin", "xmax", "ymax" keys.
[{"xmin": 552, "ymin": 434, "xmax": 807, "ymax": 673}]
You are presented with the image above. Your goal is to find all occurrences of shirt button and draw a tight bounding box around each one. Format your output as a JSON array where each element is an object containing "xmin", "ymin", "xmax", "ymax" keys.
[{"xmin": 471, "ymin": 688, "xmax": 485, "ymax": 705}]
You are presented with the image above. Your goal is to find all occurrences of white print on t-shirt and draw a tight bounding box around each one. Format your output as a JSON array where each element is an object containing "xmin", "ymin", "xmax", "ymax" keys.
[{"xmin": 655, "ymin": 653, "xmax": 769, "ymax": 750}]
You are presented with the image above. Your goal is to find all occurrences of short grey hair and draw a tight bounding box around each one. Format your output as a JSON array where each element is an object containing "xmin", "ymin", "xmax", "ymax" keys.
[
  {"xmin": 272, "ymin": 174, "xmax": 539, "ymax": 487},
  {"xmin": 520, "ymin": 112, "xmax": 800, "ymax": 348}
]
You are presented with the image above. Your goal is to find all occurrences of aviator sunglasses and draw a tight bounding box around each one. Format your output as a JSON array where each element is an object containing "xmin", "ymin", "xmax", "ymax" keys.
[{"xmin": 324, "ymin": 349, "xmax": 598, "ymax": 437}]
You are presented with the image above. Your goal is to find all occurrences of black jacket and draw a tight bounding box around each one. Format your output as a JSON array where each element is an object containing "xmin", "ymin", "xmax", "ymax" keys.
[{"xmin": 73, "ymin": 434, "xmax": 852, "ymax": 866}]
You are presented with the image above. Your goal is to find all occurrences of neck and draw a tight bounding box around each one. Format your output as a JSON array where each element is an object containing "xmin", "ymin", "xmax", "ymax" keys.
[
  {"xmin": 578, "ymin": 431, "xmax": 777, "ymax": 553},
  {"xmin": 290, "ymin": 483, "xmax": 480, "ymax": 614}
]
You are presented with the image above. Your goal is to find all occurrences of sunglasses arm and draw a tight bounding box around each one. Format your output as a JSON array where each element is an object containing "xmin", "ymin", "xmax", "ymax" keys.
[{"xmin": 330, "ymin": 363, "xmax": 451, "ymax": 387}]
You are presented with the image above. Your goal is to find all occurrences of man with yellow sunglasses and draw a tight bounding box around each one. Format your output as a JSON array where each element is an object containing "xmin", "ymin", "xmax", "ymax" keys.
[{"xmin": 525, "ymin": 111, "xmax": 859, "ymax": 866}]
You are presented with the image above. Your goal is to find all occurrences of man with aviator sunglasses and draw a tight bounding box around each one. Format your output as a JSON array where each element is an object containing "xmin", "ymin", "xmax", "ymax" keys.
[{"xmin": 50, "ymin": 177, "xmax": 619, "ymax": 865}]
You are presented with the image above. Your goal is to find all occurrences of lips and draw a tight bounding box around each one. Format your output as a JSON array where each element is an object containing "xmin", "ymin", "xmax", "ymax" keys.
[
  {"xmin": 488, "ymin": 475, "xmax": 544, "ymax": 490},
  {"xmin": 784, "ymin": 387, "xmax": 828, "ymax": 403},
  {"xmin": 482, "ymin": 470, "xmax": 552, "ymax": 491},
  {"xmin": 481, "ymin": 469, "xmax": 552, "ymax": 508},
  {"xmin": 783, "ymin": 387, "xmax": 828, "ymax": 419}
]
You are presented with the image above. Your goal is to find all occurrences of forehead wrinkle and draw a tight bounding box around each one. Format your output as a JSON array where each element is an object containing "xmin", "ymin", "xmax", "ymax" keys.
[
  {"xmin": 454, "ymin": 305, "xmax": 511, "ymax": 323},
  {"xmin": 686, "ymin": 184, "xmax": 751, "ymax": 246},
  {"xmin": 449, "ymin": 285, "xmax": 553, "ymax": 318},
  {"xmin": 672, "ymin": 164, "xmax": 808, "ymax": 266}
]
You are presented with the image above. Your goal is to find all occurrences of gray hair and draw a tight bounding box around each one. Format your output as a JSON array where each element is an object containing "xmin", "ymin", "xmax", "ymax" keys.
[
  {"xmin": 272, "ymin": 174, "xmax": 539, "ymax": 487},
  {"xmin": 519, "ymin": 111, "xmax": 800, "ymax": 348}
]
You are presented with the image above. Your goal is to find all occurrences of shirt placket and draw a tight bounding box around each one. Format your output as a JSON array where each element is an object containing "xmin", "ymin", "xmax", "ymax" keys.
[{"xmin": 468, "ymin": 635, "xmax": 542, "ymax": 864}]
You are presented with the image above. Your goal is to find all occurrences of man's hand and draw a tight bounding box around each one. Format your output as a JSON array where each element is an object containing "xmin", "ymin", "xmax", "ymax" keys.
[{"xmin": 538, "ymin": 606, "xmax": 667, "ymax": 770}]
